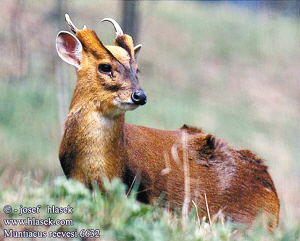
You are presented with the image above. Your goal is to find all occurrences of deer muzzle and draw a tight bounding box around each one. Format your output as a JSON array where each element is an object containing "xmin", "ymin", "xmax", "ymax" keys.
[{"xmin": 131, "ymin": 90, "xmax": 147, "ymax": 106}]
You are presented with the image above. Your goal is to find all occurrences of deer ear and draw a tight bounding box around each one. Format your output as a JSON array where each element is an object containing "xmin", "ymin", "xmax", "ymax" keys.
[
  {"xmin": 56, "ymin": 31, "xmax": 82, "ymax": 69},
  {"xmin": 134, "ymin": 44, "xmax": 142, "ymax": 61}
]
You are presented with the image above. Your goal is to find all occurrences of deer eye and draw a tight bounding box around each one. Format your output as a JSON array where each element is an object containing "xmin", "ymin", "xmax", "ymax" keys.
[{"xmin": 98, "ymin": 64, "xmax": 112, "ymax": 74}]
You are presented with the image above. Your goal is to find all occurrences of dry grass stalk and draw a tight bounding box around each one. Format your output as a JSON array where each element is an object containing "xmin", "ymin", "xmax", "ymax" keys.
[
  {"xmin": 181, "ymin": 129, "xmax": 190, "ymax": 228},
  {"xmin": 126, "ymin": 175, "xmax": 136, "ymax": 197},
  {"xmin": 171, "ymin": 144, "xmax": 180, "ymax": 165},
  {"xmin": 161, "ymin": 152, "xmax": 171, "ymax": 175},
  {"xmin": 204, "ymin": 193, "xmax": 212, "ymax": 226},
  {"xmin": 192, "ymin": 200, "xmax": 201, "ymax": 228}
]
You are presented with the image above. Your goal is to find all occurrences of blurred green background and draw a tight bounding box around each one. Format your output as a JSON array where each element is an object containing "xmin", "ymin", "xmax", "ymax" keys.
[{"xmin": 0, "ymin": 0, "xmax": 299, "ymax": 227}]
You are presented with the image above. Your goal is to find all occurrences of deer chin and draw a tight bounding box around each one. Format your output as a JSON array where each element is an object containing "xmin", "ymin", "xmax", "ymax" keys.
[
  {"xmin": 120, "ymin": 101, "xmax": 139, "ymax": 111},
  {"xmin": 113, "ymin": 98, "xmax": 139, "ymax": 111}
]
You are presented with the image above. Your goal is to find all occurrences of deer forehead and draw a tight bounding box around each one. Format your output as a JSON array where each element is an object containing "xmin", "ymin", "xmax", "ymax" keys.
[{"xmin": 105, "ymin": 45, "xmax": 131, "ymax": 64}]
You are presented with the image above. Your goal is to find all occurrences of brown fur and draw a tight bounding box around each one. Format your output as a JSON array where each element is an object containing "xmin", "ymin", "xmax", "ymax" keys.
[{"xmin": 58, "ymin": 26, "xmax": 279, "ymax": 231}]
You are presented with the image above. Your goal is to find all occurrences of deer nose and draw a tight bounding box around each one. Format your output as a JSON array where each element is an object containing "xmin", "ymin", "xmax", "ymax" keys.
[{"xmin": 131, "ymin": 90, "xmax": 147, "ymax": 106}]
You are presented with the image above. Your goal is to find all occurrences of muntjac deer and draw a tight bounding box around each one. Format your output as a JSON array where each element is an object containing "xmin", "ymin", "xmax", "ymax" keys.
[{"xmin": 56, "ymin": 14, "xmax": 279, "ymax": 230}]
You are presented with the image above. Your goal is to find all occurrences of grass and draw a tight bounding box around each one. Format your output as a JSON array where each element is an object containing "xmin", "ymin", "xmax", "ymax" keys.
[
  {"xmin": 1, "ymin": 176, "xmax": 299, "ymax": 241},
  {"xmin": 0, "ymin": 80, "xmax": 61, "ymax": 173}
]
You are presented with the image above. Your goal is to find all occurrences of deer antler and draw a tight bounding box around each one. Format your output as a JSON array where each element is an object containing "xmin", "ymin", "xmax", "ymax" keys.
[
  {"xmin": 101, "ymin": 18, "xmax": 124, "ymax": 37},
  {"xmin": 65, "ymin": 14, "xmax": 86, "ymax": 33}
]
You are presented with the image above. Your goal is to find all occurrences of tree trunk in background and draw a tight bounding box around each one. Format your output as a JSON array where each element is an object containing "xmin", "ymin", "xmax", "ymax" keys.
[
  {"xmin": 296, "ymin": 0, "xmax": 300, "ymax": 17},
  {"xmin": 262, "ymin": 0, "xmax": 300, "ymax": 16},
  {"xmin": 121, "ymin": 1, "xmax": 140, "ymax": 44},
  {"xmin": 10, "ymin": 0, "xmax": 26, "ymax": 81},
  {"xmin": 55, "ymin": 0, "xmax": 68, "ymax": 136}
]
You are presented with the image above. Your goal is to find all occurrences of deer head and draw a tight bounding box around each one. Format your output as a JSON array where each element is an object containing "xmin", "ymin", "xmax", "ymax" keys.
[{"xmin": 56, "ymin": 14, "xmax": 146, "ymax": 117}]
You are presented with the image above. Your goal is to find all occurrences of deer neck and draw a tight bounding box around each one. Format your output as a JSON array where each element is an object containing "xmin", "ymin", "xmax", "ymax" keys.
[{"xmin": 67, "ymin": 88, "xmax": 126, "ymax": 185}]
